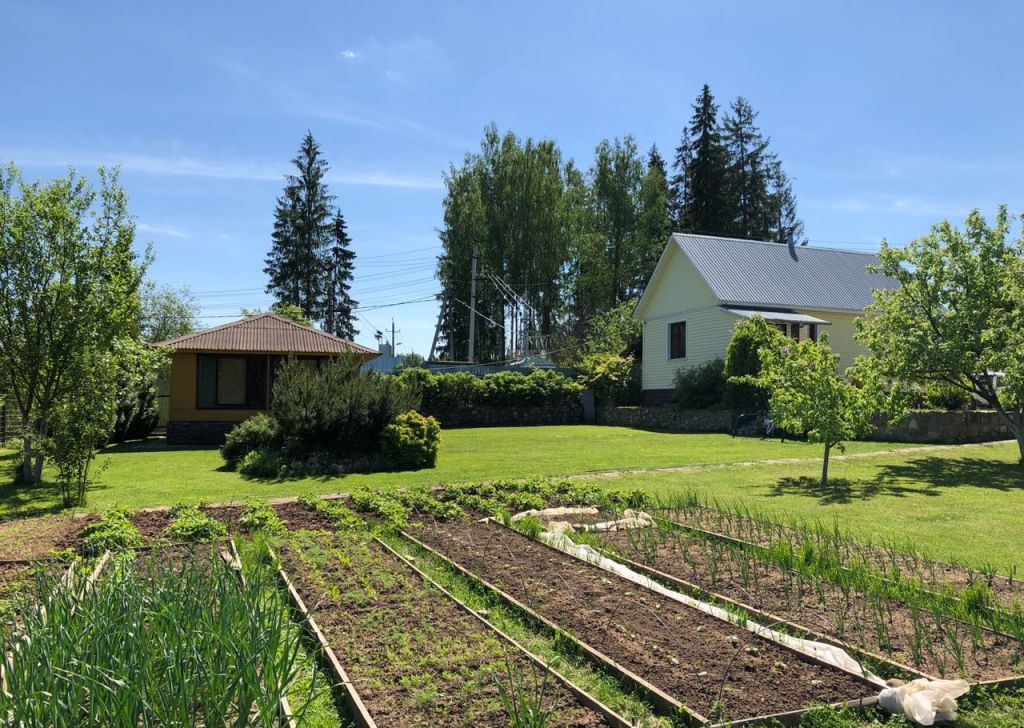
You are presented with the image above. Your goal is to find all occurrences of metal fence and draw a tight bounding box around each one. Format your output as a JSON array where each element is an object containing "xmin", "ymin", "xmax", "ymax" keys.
[{"xmin": 0, "ymin": 402, "xmax": 23, "ymax": 447}]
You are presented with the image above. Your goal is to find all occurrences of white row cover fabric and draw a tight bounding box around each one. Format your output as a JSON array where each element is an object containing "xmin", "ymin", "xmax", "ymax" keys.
[{"xmin": 878, "ymin": 679, "xmax": 970, "ymax": 726}]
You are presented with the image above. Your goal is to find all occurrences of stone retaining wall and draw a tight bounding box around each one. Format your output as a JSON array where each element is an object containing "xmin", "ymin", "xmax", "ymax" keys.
[{"xmin": 596, "ymin": 406, "xmax": 1012, "ymax": 444}]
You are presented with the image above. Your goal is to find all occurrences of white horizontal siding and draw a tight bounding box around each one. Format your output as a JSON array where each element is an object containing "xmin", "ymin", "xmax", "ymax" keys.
[
  {"xmin": 797, "ymin": 309, "xmax": 867, "ymax": 371},
  {"xmin": 642, "ymin": 307, "xmax": 738, "ymax": 390}
]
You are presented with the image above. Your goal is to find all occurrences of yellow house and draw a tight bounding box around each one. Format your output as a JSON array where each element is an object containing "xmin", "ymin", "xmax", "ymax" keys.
[
  {"xmin": 158, "ymin": 312, "xmax": 377, "ymax": 444},
  {"xmin": 634, "ymin": 233, "xmax": 898, "ymax": 403}
]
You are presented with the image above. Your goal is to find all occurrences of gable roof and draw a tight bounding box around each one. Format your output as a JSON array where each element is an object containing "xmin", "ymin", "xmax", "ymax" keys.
[
  {"xmin": 656, "ymin": 233, "xmax": 899, "ymax": 313},
  {"xmin": 156, "ymin": 312, "xmax": 378, "ymax": 356}
]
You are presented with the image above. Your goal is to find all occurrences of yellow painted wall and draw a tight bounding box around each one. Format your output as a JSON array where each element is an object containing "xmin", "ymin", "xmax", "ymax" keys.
[
  {"xmin": 168, "ymin": 352, "xmax": 264, "ymax": 423},
  {"xmin": 796, "ymin": 310, "xmax": 868, "ymax": 371}
]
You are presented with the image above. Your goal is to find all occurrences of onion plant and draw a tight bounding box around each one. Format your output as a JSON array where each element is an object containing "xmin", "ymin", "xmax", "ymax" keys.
[{"xmin": 0, "ymin": 547, "xmax": 306, "ymax": 726}]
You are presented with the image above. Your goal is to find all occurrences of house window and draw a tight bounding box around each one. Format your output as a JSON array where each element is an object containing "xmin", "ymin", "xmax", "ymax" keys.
[
  {"xmin": 669, "ymin": 321, "xmax": 686, "ymax": 359},
  {"xmin": 196, "ymin": 355, "xmax": 268, "ymax": 409}
]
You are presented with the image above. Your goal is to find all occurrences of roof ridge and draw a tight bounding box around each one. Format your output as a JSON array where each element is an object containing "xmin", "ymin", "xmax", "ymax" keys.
[
  {"xmin": 155, "ymin": 311, "xmax": 375, "ymax": 353},
  {"xmin": 672, "ymin": 231, "xmax": 880, "ymax": 257}
]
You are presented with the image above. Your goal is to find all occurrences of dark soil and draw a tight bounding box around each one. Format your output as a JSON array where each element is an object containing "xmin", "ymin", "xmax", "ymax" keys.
[
  {"xmin": 596, "ymin": 528, "xmax": 1024, "ymax": 681},
  {"xmin": 410, "ymin": 519, "xmax": 874, "ymax": 723},
  {"xmin": 280, "ymin": 532, "xmax": 612, "ymax": 728},
  {"xmin": 209, "ymin": 501, "xmax": 339, "ymax": 534},
  {"xmin": 663, "ymin": 507, "xmax": 1024, "ymax": 609}
]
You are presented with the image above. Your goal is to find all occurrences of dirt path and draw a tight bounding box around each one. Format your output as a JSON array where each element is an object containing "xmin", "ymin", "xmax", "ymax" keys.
[{"xmin": 568, "ymin": 441, "xmax": 1011, "ymax": 481}]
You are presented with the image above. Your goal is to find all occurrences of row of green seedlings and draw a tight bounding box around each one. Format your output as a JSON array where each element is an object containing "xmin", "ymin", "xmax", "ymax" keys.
[
  {"xmin": 610, "ymin": 520, "xmax": 996, "ymax": 679},
  {"xmin": 0, "ymin": 545, "xmax": 317, "ymax": 726},
  {"xmin": 654, "ymin": 492, "xmax": 1024, "ymax": 636},
  {"xmin": 75, "ymin": 499, "xmax": 290, "ymax": 555},
  {"xmin": 343, "ymin": 477, "xmax": 652, "ymax": 530}
]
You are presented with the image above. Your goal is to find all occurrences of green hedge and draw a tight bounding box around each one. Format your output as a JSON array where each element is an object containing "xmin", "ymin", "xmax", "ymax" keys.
[{"xmin": 396, "ymin": 368, "xmax": 582, "ymax": 411}]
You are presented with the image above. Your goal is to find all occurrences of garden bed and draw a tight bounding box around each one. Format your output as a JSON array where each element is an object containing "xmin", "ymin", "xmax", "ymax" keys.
[
  {"xmin": 593, "ymin": 526, "xmax": 1024, "ymax": 682},
  {"xmin": 660, "ymin": 503, "xmax": 1024, "ymax": 609},
  {"xmin": 278, "ymin": 530, "xmax": 618, "ymax": 727},
  {"xmin": 406, "ymin": 518, "xmax": 877, "ymax": 724}
]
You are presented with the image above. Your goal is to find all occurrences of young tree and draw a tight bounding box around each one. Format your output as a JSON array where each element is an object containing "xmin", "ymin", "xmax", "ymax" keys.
[
  {"xmin": 0, "ymin": 164, "xmax": 147, "ymax": 484},
  {"xmin": 265, "ymin": 134, "xmax": 333, "ymax": 317},
  {"xmin": 753, "ymin": 334, "xmax": 895, "ymax": 486},
  {"xmin": 671, "ymin": 84, "xmax": 731, "ymax": 235},
  {"xmin": 323, "ymin": 212, "xmax": 358, "ymax": 339},
  {"xmin": 858, "ymin": 206, "xmax": 1024, "ymax": 462},
  {"xmin": 141, "ymin": 282, "xmax": 199, "ymax": 342}
]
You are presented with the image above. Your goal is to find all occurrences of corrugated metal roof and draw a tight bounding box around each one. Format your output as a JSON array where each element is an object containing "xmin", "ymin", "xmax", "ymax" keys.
[
  {"xmin": 156, "ymin": 312, "xmax": 378, "ymax": 356},
  {"xmin": 722, "ymin": 307, "xmax": 831, "ymax": 325},
  {"xmin": 674, "ymin": 233, "xmax": 898, "ymax": 312}
]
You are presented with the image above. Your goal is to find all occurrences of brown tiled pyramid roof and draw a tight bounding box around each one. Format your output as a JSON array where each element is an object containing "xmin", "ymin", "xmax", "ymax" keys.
[{"xmin": 156, "ymin": 312, "xmax": 378, "ymax": 356}]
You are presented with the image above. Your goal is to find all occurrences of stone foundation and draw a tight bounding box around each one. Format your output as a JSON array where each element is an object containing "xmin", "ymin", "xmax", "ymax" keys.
[{"xmin": 424, "ymin": 404, "xmax": 583, "ymax": 428}]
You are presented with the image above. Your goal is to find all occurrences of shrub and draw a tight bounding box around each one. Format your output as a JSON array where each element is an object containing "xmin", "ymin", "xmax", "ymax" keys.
[
  {"xmin": 379, "ymin": 410, "xmax": 441, "ymax": 470},
  {"xmin": 479, "ymin": 369, "xmax": 583, "ymax": 407},
  {"xmin": 167, "ymin": 505, "xmax": 227, "ymax": 542},
  {"xmin": 78, "ymin": 505, "xmax": 143, "ymax": 555},
  {"xmin": 723, "ymin": 317, "xmax": 789, "ymax": 409},
  {"xmin": 426, "ymin": 371, "xmax": 481, "ymax": 410},
  {"xmin": 673, "ymin": 358, "xmax": 726, "ymax": 409},
  {"xmin": 238, "ymin": 449, "xmax": 285, "ymax": 479},
  {"xmin": 221, "ymin": 414, "xmax": 281, "ymax": 470},
  {"xmin": 924, "ymin": 380, "xmax": 972, "ymax": 411},
  {"xmin": 577, "ymin": 353, "xmax": 641, "ymax": 405},
  {"xmin": 272, "ymin": 354, "xmax": 420, "ymax": 460}
]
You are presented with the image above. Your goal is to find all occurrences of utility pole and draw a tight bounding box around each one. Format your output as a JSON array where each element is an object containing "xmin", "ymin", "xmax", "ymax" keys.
[
  {"xmin": 390, "ymin": 319, "xmax": 397, "ymax": 356},
  {"xmin": 468, "ymin": 244, "xmax": 478, "ymax": 363}
]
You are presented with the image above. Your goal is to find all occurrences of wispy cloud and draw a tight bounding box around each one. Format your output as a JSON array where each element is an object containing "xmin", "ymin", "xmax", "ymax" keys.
[
  {"xmin": 137, "ymin": 222, "xmax": 190, "ymax": 239},
  {"xmin": 340, "ymin": 35, "xmax": 445, "ymax": 85},
  {"xmin": 340, "ymin": 50, "xmax": 357, "ymax": 60},
  {"xmin": 2, "ymin": 148, "xmax": 443, "ymax": 189},
  {"xmin": 810, "ymin": 192, "xmax": 968, "ymax": 218}
]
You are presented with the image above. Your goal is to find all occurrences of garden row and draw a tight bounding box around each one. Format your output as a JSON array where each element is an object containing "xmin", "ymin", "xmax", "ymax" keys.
[{"xmin": 5, "ymin": 481, "xmax": 1024, "ymax": 726}]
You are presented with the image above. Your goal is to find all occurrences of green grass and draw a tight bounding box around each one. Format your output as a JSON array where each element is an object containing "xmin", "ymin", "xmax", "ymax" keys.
[
  {"xmin": 0, "ymin": 427, "xmax": 918, "ymax": 517},
  {"xmin": 601, "ymin": 440, "xmax": 1024, "ymax": 571},
  {"xmin": 1, "ymin": 426, "xmax": 1021, "ymax": 570}
]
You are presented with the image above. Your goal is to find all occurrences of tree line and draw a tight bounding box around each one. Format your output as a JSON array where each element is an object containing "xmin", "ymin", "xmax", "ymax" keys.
[{"xmin": 436, "ymin": 84, "xmax": 804, "ymax": 363}]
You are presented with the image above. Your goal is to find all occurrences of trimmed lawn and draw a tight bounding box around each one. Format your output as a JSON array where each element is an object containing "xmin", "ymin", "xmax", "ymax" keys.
[
  {"xmin": 0, "ymin": 426, "xmax": 1020, "ymax": 570},
  {"xmin": 603, "ymin": 440, "xmax": 1024, "ymax": 571},
  {"xmin": 0, "ymin": 426, "xmax": 918, "ymax": 517}
]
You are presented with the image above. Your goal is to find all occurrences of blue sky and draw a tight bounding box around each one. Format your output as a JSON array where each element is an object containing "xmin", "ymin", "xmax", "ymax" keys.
[{"xmin": 4, "ymin": 1, "xmax": 1022, "ymax": 354}]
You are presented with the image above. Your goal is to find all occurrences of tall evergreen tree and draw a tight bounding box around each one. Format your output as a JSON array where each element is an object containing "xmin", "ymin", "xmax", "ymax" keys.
[
  {"xmin": 635, "ymin": 144, "xmax": 672, "ymax": 294},
  {"xmin": 264, "ymin": 132, "xmax": 335, "ymax": 321},
  {"xmin": 323, "ymin": 213, "xmax": 358, "ymax": 339},
  {"xmin": 721, "ymin": 97, "xmax": 773, "ymax": 239},
  {"xmin": 671, "ymin": 84, "xmax": 731, "ymax": 235},
  {"xmin": 767, "ymin": 159, "xmax": 806, "ymax": 245}
]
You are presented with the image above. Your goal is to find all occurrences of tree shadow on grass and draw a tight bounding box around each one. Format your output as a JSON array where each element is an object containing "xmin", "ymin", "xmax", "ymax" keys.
[
  {"xmin": 767, "ymin": 476, "xmax": 941, "ymax": 505},
  {"xmin": 765, "ymin": 456, "xmax": 1022, "ymax": 505}
]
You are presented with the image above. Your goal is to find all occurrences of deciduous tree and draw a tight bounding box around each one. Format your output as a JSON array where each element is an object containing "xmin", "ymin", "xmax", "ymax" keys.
[
  {"xmin": 857, "ymin": 206, "xmax": 1024, "ymax": 463},
  {"xmin": 0, "ymin": 164, "xmax": 147, "ymax": 484}
]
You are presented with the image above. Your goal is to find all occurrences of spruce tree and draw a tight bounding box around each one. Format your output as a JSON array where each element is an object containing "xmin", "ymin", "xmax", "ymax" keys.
[
  {"xmin": 768, "ymin": 160, "xmax": 806, "ymax": 245},
  {"xmin": 323, "ymin": 212, "xmax": 358, "ymax": 339},
  {"xmin": 671, "ymin": 84, "xmax": 731, "ymax": 235},
  {"xmin": 722, "ymin": 97, "xmax": 773, "ymax": 239},
  {"xmin": 264, "ymin": 132, "xmax": 335, "ymax": 321}
]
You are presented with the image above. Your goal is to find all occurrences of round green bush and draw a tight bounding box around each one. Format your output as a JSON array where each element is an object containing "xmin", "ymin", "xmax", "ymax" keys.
[
  {"xmin": 379, "ymin": 410, "xmax": 441, "ymax": 470},
  {"xmin": 237, "ymin": 448, "xmax": 284, "ymax": 479},
  {"xmin": 220, "ymin": 414, "xmax": 280, "ymax": 469}
]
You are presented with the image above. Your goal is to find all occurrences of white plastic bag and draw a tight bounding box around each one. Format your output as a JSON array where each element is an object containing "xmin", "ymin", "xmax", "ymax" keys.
[{"xmin": 877, "ymin": 678, "xmax": 970, "ymax": 725}]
